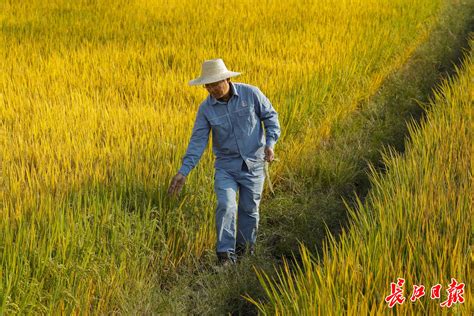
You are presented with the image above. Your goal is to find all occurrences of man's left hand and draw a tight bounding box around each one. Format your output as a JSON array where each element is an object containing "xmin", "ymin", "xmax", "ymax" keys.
[{"xmin": 264, "ymin": 146, "xmax": 274, "ymax": 162}]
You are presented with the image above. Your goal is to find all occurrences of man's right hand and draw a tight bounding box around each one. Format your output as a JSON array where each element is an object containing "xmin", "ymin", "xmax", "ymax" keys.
[{"xmin": 168, "ymin": 173, "xmax": 186, "ymax": 197}]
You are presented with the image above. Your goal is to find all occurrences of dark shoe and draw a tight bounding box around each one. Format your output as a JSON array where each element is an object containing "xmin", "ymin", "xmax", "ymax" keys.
[
  {"xmin": 216, "ymin": 251, "xmax": 237, "ymax": 266},
  {"xmin": 235, "ymin": 243, "xmax": 255, "ymax": 259}
]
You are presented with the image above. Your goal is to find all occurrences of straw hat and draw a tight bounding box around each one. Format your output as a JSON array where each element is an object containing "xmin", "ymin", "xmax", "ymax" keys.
[{"xmin": 189, "ymin": 58, "xmax": 241, "ymax": 86}]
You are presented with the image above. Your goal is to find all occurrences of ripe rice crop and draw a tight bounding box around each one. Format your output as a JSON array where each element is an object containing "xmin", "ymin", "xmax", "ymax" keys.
[
  {"xmin": 1, "ymin": 0, "xmax": 445, "ymax": 313},
  {"xmin": 249, "ymin": 39, "xmax": 473, "ymax": 315}
]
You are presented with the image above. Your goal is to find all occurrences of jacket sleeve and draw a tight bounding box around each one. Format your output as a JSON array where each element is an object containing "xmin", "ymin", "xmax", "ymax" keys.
[
  {"xmin": 254, "ymin": 87, "xmax": 281, "ymax": 149},
  {"xmin": 178, "ymin": 105, "xmax": 210, "ymax": 176}
]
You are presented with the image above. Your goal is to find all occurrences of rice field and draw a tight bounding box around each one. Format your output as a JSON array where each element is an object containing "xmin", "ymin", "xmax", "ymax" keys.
[
  {"xmin": 250, "ymin": 39, "xmax": 473, "ymax": 315},
  {"xmin": 0, "ymin": 0, "xmax": 451, "ymax": 313}
]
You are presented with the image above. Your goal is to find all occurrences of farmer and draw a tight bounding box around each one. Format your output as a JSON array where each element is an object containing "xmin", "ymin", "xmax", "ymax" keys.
[{"xmin": 167, "ymin": 58, "xmax": 281, "ymax": 265}]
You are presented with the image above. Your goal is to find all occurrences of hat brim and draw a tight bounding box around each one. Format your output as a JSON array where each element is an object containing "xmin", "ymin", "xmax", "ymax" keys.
[{"xmin": 189, "ymin": 71, "xmax": 241, "ymax": 86}]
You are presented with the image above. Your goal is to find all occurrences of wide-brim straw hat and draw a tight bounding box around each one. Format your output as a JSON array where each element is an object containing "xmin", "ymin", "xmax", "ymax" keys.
[{"xmin": 189, "ymin": 58, "xmax": 241, "ymax": 86}]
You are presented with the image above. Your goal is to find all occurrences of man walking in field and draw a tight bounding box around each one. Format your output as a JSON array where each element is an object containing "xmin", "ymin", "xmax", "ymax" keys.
[{"xmin": 168, "ymin": 58, "xmax": 281, "ymax": 265}]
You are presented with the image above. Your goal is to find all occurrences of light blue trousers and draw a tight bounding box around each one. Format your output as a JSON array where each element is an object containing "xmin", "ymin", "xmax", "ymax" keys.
[{"xmin": 214, "ymin": 161, "xmax": 265, "ymax": 254}]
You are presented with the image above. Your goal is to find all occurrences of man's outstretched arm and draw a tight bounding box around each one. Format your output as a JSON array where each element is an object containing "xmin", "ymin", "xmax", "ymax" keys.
[{"xmin": 168, "ymin": 105, "xmax": 210, "ymax": 196}]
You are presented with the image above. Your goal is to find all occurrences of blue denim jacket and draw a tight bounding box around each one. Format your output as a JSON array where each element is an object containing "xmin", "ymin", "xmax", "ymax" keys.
[{"xmin": 178, "ymin": 82, "xmax": 281, "ymax": 176}]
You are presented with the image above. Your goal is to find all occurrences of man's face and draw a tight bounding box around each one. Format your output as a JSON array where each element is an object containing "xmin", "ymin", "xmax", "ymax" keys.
[{"xmin": 204, "ymin": 79, "xmax": 230, "ymax": 99}]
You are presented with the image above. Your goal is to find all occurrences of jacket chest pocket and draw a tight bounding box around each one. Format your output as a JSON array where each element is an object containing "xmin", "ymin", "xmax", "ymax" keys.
[
  {"xmin": 236, "ymin": 106, "xmax": 257, "ymax": 129},
  {"xmin": 209, "ymin": 115, "xmax": 231, "ymax": 144}
]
